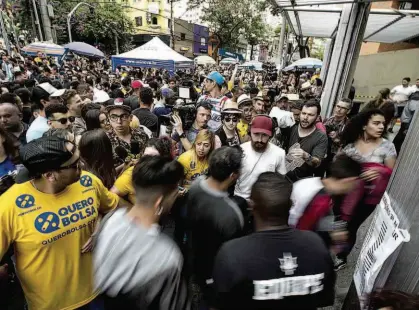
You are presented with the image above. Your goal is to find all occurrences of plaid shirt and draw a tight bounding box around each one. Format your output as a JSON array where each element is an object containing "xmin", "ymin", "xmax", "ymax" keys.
[{"xmin": 107, "ymin": 128, "xmax": 149, "ymax": 165}]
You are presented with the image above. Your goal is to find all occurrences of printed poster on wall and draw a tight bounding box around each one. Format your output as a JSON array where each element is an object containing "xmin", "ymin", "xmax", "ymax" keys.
[{"xmin": 353, "ymin": 192, "xmax": 410, "ymax": 307}]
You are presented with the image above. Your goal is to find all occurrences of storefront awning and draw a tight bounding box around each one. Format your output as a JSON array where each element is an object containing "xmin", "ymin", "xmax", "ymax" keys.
[{"xmin": 272, "ymin": 0, "xmax": 419, "ymax": 43}]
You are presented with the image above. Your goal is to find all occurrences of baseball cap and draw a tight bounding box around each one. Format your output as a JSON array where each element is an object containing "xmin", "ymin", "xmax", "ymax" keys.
[
  {"xmin": 38, "ymin": 82, "xmax": 58, "ymax": 95},
  {"xmin": 93, "ymin": 90, "xmax": 110, "ymax": 103},
  {"xmin": 131, "ymin": 80, "xmax": 143, "ymax": 89},
  {"xmin": 51, "ymin": 89, "xmax": 66, "ymax": 98},
  {"xmin": 206, "ymin": 71, "xmax": 225, "ymax": 86},
  {"xmin": 161, "ymin": 88, "xmax": 176, "ymax": 99},
  {"xmin": 20, "ymin": 136, "xmax": 76, "ymax": 176},
  {"xmin": 105, "ymin": 100, "xmax": 132, "ymax": 113},
  {"xmin": 251, "ymin": 115, "xmax": 273, "ymax": 136}
]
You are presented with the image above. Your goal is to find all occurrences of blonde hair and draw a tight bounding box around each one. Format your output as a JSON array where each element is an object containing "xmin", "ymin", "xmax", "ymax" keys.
[{"xmin": 192, "ymin": 129, "xmax": 215, "ymax": 157}]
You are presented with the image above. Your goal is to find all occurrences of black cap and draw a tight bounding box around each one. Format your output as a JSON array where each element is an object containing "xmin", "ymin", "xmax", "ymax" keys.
[{"xmin": 20, "ymin": 137, "xmax": 74, "ymax": 176}]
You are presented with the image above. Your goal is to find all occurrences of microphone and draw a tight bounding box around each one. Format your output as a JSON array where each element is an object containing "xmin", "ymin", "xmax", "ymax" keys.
[{"xmin": 130, "ymin": 141, "xmax": 140, "ymax": 155}]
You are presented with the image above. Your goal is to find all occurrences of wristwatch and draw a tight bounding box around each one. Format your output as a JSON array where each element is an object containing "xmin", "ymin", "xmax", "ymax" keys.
[{"xmin": 179, "ymin": 133, "xmax": 186, "ymax": 139}]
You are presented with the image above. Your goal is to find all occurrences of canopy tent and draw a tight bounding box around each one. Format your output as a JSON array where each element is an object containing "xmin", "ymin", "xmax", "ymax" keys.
[
  {"xmin": 273, "ymin": 1, "xmax": 419, "ymax": 43},
  {"xmin": 195, "ymin": 55, "xmax": 216, "ymax": 65},
  {"xmin": 219, "ymin": 57, "xmax": 238, "ymax": 65},
  {"xmin": 111, "ymin": 37, "xmax": 193, "ymax": 73},
  {"xmin": 64, "ymin": 42, "xmax": 104, "ymax": 58},
  {"xmin": 239, "ymin": 60, "xmax": 263, "ymax": 70},
  {"xmin": 22, "ymin": 41, "xmax": 65, "ymax": 57},
  {"xmin": 283, "ymin": 57, "xmax": 322, "ymax": 72}
]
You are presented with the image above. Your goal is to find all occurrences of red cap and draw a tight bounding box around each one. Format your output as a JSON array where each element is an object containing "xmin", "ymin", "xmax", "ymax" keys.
[
  {"xmin": 131, "ymin": 80, "xmax": 143, "ymax": 89},
  {"xmin": 251, "ymin": 115, "xmax": 273, "ymax": 136}
]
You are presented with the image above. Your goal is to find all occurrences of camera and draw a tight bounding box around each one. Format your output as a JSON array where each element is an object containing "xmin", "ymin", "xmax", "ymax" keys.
[{"xmin": 173, "ymin": 101, "xmax": 196, "ymax": 131}]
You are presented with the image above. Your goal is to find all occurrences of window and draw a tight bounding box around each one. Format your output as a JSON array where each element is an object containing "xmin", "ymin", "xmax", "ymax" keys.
[
  {"xmin": 168, "ymin": 19, "xmax": 171, "ymax": 28},
  {"xmin": 399, "ymin": 1, "xmax": 412, "ymax": 10},
  {"xmin": 135, "ymin": 16, "xmax": 143, "ymax": 26},
  {"xmin": 200, "ymin": 37, "xmax": 205, "ymax": 45},
  {"xmin": 152, "ymin": 16, "xmax": 158, "ymax": 25},
  {"xmin": 181, "ymin": 33, "xmax": 185, "ymax": 40}
]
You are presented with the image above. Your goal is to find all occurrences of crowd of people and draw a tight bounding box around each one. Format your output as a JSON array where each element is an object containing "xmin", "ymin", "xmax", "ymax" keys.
[{"xmin": 0, "ymin": 49, "xmax": 414, "ymax": 310}]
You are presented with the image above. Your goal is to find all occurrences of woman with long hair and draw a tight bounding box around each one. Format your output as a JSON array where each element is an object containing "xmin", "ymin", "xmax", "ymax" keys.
[
  {"xmin": 84, "ymin": 109, "xmax": 110, "ymax": 132},
  {"xmin": 111, "ymin": 137, "xmax": 174, "ymax": 204},
  {"xmin": 78, "ymin": 129, "xmax": 116, "ymax": 189},
  {"xmin": 177, "ymin": 129, "xmax": 215, "ymax": 189},
  {"xmin": 363, "ymin": 88, "xmax": 395, "ymax": 128},
  {"xmin": 335, "ymin": 109, "xmax": 397, "ymax": 270}
]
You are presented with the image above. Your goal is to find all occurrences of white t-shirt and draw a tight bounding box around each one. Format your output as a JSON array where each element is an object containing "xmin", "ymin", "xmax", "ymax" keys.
[
  {"xmin": 234, "ymin": 142, "xmax": 286, "ymax": 200},
  {"xmin": 391, "ymin": 85, "xmax": 413, "ymax": 103}
]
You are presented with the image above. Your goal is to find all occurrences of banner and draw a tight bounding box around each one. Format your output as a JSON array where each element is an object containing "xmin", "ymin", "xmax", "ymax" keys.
[{"xmin": 353, "ymin": 192, "xmax": 410, "ymax": 307}]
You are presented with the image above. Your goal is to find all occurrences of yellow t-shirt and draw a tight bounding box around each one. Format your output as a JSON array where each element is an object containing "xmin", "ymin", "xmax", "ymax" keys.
[
  {"xmin": 177, "ymin": 150, "xmax": 209, "ymax": 188},
  {"xmin": 113, "ymin": 166, "xmax": 135, "ymax": 204},
  {"xmin": 0, "ymin": 171, "xmax": 119, "ymax": 310},
  {"xmin": 237, "ymin": 119, "xmax": 249, "ymax": 139}
]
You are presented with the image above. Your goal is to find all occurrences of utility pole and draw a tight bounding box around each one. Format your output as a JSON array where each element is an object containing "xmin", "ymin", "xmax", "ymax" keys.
[
  {"xmin": 170, "ymin": 0, "xmax": 175, "ymax": 49},
  {"xmin": 115, "ymin": 33, "xmax": 119, "ymax": 54},
  {"xmin": 32, "ymin": 0, "xmax": 43, "ymax": 41},
  {"xmin": 67, "ymin": 2, "xmax": 95, "ymax": 43},
  {"xmin": 0, "ymin": 10, "xmax": 10, "ymax": 54},
  {"xmin": 277, "ymin": 11, "xmax": 287, "ymax": 68},
  {"xmin": 39, "ymin": 0, "xmax": 53, "ymax": 41}
]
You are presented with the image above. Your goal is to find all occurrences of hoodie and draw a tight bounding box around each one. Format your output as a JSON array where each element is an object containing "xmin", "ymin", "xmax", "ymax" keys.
[{"xmin": 93, "ymin": 208, "xmax": 190, "ymax": 310}]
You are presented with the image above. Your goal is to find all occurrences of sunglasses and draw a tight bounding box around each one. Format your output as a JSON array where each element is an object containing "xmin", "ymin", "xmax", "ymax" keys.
[
  {"xmin": 59, "ymin": 158, "xmax": 80, "ymax": 171},
  {"xmin": 224, "ymin": 116, "xmax": 239, "ymax": 123},
  {"xmin": 50, "ymin": 116, "xmax": 75, "ymax": 125}
]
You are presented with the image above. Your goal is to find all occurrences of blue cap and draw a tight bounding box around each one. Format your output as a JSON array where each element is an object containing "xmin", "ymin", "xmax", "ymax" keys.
[{"xmin": 207, "ymin": 71, "xmax": 225, "ymax": 86}]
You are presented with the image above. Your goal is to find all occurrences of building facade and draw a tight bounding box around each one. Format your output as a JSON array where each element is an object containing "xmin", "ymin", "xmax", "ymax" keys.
[
  {"xmin": 360, "ymin": 0, "xmax": 419, "ymax": 55},
  {"xmin": 121, "ymin": 0, "xmax": 171, "ymax": 46}
]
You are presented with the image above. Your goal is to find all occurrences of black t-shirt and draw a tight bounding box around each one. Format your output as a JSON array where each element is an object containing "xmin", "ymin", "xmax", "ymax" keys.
[
  {"xmin": 132, "ymin": 107, "xmax": 159, "ymax": 135},
  {"xmin": 286, "ymin": 125, "xmax": 328, "ymax": 182},
  {"xmin": 187, "ymin": 179, "xmax": 245, "ymax": 284},
  {"xmin": 212, "ymin": 228, "xmax": 335, "ymax": 310}
]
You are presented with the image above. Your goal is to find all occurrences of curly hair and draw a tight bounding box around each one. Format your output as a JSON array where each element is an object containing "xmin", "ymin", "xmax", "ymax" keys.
[{"xmin": 341, "ymin": 109, "xmax": 385, "ymax": 146}]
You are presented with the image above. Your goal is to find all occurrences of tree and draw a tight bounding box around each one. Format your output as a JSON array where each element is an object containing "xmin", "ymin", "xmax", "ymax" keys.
[
  {"xmin": 188, "ymin": 0, "xmax": 268, "ymax": 60},
  {"xmin": 16, "ymin": 0, "xmax": 134, "ymax": 54}
]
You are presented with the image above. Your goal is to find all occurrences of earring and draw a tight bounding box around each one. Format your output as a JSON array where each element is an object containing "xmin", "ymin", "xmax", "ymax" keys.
[{"xmin": 156, "ymin": 206, "xmax": 163, "ymax": 216}]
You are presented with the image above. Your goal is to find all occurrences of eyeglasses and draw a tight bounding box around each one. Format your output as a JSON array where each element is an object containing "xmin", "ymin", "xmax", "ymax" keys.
[
  {"xmin": 109, "ymin": 114, "xmax": 130, "ymax": 122},
  {"xmin": 336, "ymin": 105, "xmax": 350, "ymax": 111},
  {"xmin": 224, "ymin": 116, "xmax": 239, "ymax": 123},
  {"xmin": 50, "ymin": 116, "xmax": 75, "ymax": 125}
]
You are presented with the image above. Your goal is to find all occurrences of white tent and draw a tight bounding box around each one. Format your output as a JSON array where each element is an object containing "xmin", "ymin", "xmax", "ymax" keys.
[
  {"xmin": 195, "ymin": 55, "xmax": 216, "ymax": 65},
  {"xmin": 111, "ymin": 37, "xmax": 193, "ymax": 72}
]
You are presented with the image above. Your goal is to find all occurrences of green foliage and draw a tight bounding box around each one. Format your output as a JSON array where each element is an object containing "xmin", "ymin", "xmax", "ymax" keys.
[
  {"xmin": 188, "ymin": 0, "xmax": 268, "ymax": 51},
  {"xmin": 16, "ymin": 0, "xmax": 134, "ymax": 54}
]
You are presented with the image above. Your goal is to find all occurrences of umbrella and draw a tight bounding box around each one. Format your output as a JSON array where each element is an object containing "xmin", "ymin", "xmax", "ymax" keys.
[
  {"xmin": 283, "ymin": 57, "xmax": 323, "ymax": 72},
  {"xmin": 220, "ymin": 57, "xmax": 238, "ymax": 64},
  {"xmin": 195, "ymin": 55, "xmax": 216, "ymax": 65},
  {"xmin": 21, "ymin": 41, "xmax": 65, "ymax": 57},
  {"xmin": 64, "ymin": 42, "xmax": 105, "ymax": 58}
]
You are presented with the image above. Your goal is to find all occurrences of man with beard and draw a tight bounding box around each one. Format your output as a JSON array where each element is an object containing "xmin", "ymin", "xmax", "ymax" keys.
[
  {"xmin": 0, "ymin": 102, "xmax": 28, "ymax": 145},
  {"xmin": 285, "ymin": 100, "xmax": 328, "ymax": 182},
  {"xmin": 0, "ymin": 136, "xmax": 122, "ymax": 309},
  {"xmin": 234, "ymin": 115, "xmax": 286, "ymax": 201}
]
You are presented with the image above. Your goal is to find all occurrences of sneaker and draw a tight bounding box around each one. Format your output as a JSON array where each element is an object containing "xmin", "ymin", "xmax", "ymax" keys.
[{"xmin": 334, "ymin": 257, "xmax": 347, "ymax": 271}]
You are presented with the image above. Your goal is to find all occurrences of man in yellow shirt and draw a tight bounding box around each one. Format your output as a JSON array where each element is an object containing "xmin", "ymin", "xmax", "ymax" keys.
[{"xmin": 0, "ymin": 137, "xmax": 121, "ymax": 310}]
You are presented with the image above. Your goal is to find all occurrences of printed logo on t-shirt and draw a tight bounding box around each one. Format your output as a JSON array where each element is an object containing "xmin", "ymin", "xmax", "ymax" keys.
[
  {"xmin": 33, "ymin": 197, "xmax": 96, "ymax": 239},
  {"xmin": 80, "ymin": 175, "xmax": 93, "ymax": 187},
  {"xmin": 35, "ymin": 212, "xmax": 60, "ymax": 234},
  {"xmin": 279, "ymin": 253, "xmax": 298, "ymax": 275},
  {"xmin": 16, "ymin": 194, "xmax": 35, "ymax": 209}
]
